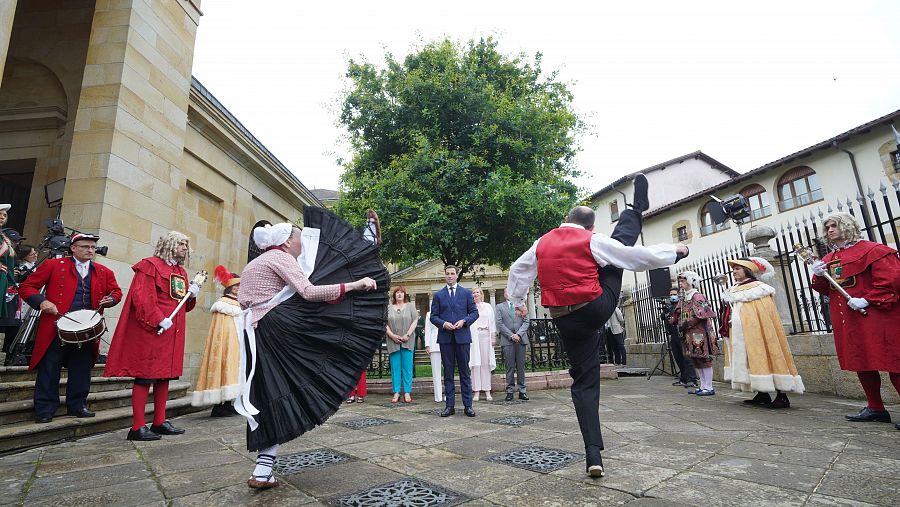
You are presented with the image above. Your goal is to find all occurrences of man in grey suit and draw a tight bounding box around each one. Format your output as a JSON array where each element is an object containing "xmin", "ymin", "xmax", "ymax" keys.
[{"xmin": 497, "ymin": 290, "xmax": 530, "ymax": 401}]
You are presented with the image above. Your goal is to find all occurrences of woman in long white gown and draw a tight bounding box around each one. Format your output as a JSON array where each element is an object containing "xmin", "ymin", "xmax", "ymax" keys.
[{"xmin": 470, "ymin": 287, "xmax": 497, "ymax": 401}]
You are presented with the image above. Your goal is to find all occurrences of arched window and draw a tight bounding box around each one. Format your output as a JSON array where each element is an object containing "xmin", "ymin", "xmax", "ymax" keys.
[
  {"xmin": 777, "ymin": 166, "xmax": 822, "ymax": 212},
  {"xmin": 739, "ymin": 184, "xmax": 771, "ymax": 220},
  {"xmin": 699, "ymin": 201, "xmax": 729, "ymax": 236},
  {"xmin": 247, "ymin": 220, "xmax": 271, "ymax": 263}
]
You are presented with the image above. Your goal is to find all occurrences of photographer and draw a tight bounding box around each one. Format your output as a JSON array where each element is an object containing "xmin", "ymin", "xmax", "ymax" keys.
[{"xmin": 661, "ymin": 288, "xmax": 698, "ymax": 388}]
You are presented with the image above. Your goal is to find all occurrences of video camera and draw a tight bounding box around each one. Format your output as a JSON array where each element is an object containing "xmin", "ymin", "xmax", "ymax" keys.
[{"xmin": 40, "ymin": 218, "xmax": 109, "ymax": 258}]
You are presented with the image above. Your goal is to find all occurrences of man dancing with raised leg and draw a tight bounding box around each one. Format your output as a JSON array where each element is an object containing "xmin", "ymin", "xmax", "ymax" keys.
[{"xmin": 506, "ymin": 174, "xmax": 688, "ymax": 477}]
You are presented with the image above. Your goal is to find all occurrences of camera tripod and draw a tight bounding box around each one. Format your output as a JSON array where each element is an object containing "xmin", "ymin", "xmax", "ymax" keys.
[{"xmin": 646, "ymin": 336, "xmax": 680, "ymax": 381}]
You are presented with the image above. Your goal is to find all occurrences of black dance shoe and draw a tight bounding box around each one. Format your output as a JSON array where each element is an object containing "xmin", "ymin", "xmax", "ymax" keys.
[
  {"xmin": 518, "ymin": 393, "xmax": 529, "ymax": 401},
  {"xmin": 150, "ymin": 421, "xmax": 186, "ymax": 435},
  {"xmin": 630, "ymin": 173, "xmax": 650, "ymax": 213},
  {"xmin": 464, "ymin": 406, "xmax": 476, "ymax": 417},
  {"xmin": 586, "ymin": 447, "xmax": 605, "ymax": 478},
  {"xmin": 35, "ymin": 415, "xmax": 53, "ymax": 424},
  {"xmin": 505, "ymin": 393, "xmax": 514, "ymax": 401},
  {"xmin": 767, "ymin": 394, "xmax": 790, "ymax": 409},
  {"xmin": 845, "ymin": 407, "xmax": 891, "ymax": 423},
  {"xmin": 67, "ymin": 408, "xmax": 95, "ymax": 418},
  {"xmin": 440, "ymin": 407, "xmax": 455, "ymax": 417},
  {"xmin": 127, "ymin": 426, "xmax": 161, "ymax": 441}
]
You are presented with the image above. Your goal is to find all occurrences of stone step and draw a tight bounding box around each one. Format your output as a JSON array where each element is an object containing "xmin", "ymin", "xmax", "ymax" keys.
[
  {"xmin": 0, "ymin": 381, "xmax": 191, "ymax": 426},
  {"xmin": 0, "ymin": 377, "xmax": 135, "ymax": 403},
  {"xmin": 0, "ymin": 365, "xmax": 106, "ymax": 383},
  {"xmin": 0, "ymin": 396, "xmax": 203, "ymax": 455}
]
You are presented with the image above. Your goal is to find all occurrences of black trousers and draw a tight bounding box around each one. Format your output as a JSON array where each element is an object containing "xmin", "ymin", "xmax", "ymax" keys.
[
  {"xmin": 34, "ymin": 338, "xmax": 93, "ymax": 418},
  {"xmin": 553, "ymin": 208, "xmax": 642, "ymax": 454},
  {"xmin": 606, "ymin": 332, "xmax": 626, "ymax": 365},
  {"xmin": 441, "ymin": 339, "xmax": 472, "ymax": 409},
  {"xmin": 668, "ymin": 329, "xmax": 697, "ymax": 383}
]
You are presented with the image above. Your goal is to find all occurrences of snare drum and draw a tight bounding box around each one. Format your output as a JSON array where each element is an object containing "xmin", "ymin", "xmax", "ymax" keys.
[{"xmin": 56, "ymin": 309, "xmax": 106, "ymax": 345}]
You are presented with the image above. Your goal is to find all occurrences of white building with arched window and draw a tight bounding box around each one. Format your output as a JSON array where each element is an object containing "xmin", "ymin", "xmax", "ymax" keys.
[{"xmin": 590, "ymin": 108, "xmax": 900, "ymax": 292}]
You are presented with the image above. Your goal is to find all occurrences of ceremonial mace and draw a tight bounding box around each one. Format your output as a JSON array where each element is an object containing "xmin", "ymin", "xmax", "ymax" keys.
[
  {"xmin": 157, "ymin": 271, "xmax": 209, "ymax": 335},
  {"xmin": 793, "ymin": 244, "xmax": 866, "ymax": 316}
]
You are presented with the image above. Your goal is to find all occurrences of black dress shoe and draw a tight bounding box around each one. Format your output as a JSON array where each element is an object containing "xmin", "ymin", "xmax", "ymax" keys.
[
  {"xmin": 150, "ymin": 421, "xmax": 185, "ymax": 435},
  {"xmin": 845, "ymin": 407, "xmax": 891, "ymax": 423},
  {"xmin": 464, "ymin": 406, "xmax": 475, "ymax": 417},
  {"xmin": 127, "ymin": 426, "xmax": 161, "ymax": 441},
  {"xmin": 767, "ymin": 394, "xmax": 790, "ymax": 409},
  {"xmin": 505, "ymin": 393, "xmax": 514, "ymax": 401},
  {"xmin": 519, "ymin": 393, "xmax": 529, "ymax": 401},
  {"xmin": 440, "ymin": 407, "xmax": 455, "ymax": 417},
  {"xmin": 67, "ymin": 408, "xmax": 95, "ymax": 418},
  {"xmin": 743, "ymin": 392, "xmax": 772, "ymax": 406},
  {"xmin": 630, "ymin": 173, "xmax": 650, "ymax": 213},
  {"xmin": 35, "ymin": 415, "xmax": 52, "ymax": 424}
]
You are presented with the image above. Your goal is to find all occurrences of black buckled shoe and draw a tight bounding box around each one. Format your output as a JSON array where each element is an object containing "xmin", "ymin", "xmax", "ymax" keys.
[
  {"xmin": 464, "ymin": 406, "xmax": 476, "ymax": 417},
  {"xmin": 743, "ymin": 392, "xmax": 772, "ymax": 406},
  {"xmin": 518, "ymin": 393, "xmax": 529, "ymax": 401},
  {"xmin": 127, "ymin": 426, "xmax": 161, "ymax": 441},
  {"xmin": 845, "ymin": 407, "xmax": 891, "ymax": 423},
  {"xmin": 150, "ymin": 421, "xmax": 185, "ymax": 435},
  {"xmin": 67, "ymin": 408, "xmax": 95, "ymax": 418},
  {"xmin": 440, "ymin": 407, "xmax": 455, "ymax": 417},
  {"xmin": 505, "ymin": 393, "xmax": 514, "ymax": 401}
]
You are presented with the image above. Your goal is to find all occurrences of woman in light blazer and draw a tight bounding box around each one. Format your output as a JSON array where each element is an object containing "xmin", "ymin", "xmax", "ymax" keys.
[
  {"xmin": 469, "ymin": 287, "xmax": 497, "ymax": 401},
  {"xmin": 424, "ymin": 311, "xmax": 443, "ymax": 402},
  {"xmin": 386, "ymin": 286, "xmax": 417, "ymax": 403}
]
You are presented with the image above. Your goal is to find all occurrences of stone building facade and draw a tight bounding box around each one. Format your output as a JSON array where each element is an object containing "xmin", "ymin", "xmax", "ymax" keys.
[{"xmin": 0, "ymin": 1, "xmax": 320, "ymax": 384}]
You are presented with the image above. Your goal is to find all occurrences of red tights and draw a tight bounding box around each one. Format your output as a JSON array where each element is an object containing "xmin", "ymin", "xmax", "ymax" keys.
[
  {"xmin": 130, "ymin": 381, "xmax": 170, "ymax": 430},
  {"xmin": 856, "ymin": 371, "xmax": 900, "ymax": 412}
]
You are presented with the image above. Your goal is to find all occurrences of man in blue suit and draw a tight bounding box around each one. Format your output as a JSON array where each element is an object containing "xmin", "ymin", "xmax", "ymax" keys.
[{"xmin": 430, "ymin": 264, "xmax": 479, "ymax": 417}]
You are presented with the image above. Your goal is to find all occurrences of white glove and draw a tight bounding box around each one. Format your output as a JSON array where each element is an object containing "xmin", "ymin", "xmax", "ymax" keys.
[
  {"xmin": 4, "ymin": 293, "xmax": 13, "ymax": 303},
  {"xmin": 720, "ymin": 291, "xmax": 734, "ymax": 304},
  {"xmin": 847, "ymin": 298, "xmax": 869, "ymax": 311},
  {"xmin": 159, "ymin": 317, "xmax": 173, "ymax": 330},
  {"xmin": 810, "ymin": 260, "xmax": 827, "ymax": 276},
  {"xmin": 187, "ymin": 282, "xmax": 201, "ymax": 297}
]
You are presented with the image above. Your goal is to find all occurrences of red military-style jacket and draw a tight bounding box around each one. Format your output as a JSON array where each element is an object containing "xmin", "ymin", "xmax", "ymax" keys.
[
  {"xmin": 18, "ymin": 257, "xmax": 123, "ymax": 370},
  {"xmin": 104, "ymin": 256, "xmax": 196, "ymax": 380}
]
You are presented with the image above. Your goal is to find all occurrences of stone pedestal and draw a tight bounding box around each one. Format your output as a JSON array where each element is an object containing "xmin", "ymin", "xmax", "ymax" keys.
[{"xmin": 745, "ymin": 225, "xmax": 793, "ymax": 328}]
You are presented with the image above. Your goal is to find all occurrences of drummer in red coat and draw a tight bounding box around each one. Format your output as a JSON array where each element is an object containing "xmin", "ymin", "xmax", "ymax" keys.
[
  {"xmin": 19, "ymin": 233, "xmax": 122, "ymax": 423},
  {"xmin": 809, "ymin": 212, "xmax": 900, "ymax": 430},
  {"xmin": 104, "ymin": 231, "xmax": 198, "ymax": 441}
]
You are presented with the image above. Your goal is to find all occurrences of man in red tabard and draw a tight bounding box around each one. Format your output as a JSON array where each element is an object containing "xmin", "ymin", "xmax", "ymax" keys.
[
  {"xmin": 104, "ymin": 231, "xmax": 199, "ymax": 441},
  {"xmin": 809, "ymin": 212, "xmax": 900, "ymax": 430},
  {"xmin": 506, "ymin": 174, "xmax": 689, "ymax": 477},
  {"xmin": 20, "ymin": 233, "xmax": 122, "ymax": 423}
]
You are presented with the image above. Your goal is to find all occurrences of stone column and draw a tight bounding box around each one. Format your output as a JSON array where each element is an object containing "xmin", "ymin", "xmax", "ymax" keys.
[
  {"xmin": 0, "ymin": 0, "xmax": 17, "ymax": 86},
  {"xmin": 744, "ymin": 225, "xmax": 792, "ymax": 328},
  {"xmin": 62, "ymin": 0, "xmax": 202, "ymax": 276}
]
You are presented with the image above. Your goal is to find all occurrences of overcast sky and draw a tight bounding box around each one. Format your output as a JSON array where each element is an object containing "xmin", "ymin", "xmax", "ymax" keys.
[{"xmin": 192, "ymin": 1, "xmax": 900, "ymax": 195}]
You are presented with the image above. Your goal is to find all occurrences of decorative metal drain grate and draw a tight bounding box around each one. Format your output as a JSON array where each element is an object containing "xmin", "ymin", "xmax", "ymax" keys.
[
  {"xmin": 486, "ymin": 415, "xmax": 543, "ymax": 427},
  {"xmin": 333, "ymin": 479, "xmax": 468, "ymax": 507},
  {"xmin": 338, "ymin": 417, "xmax": 398, "ymax": 430},
  {"xmin": 487, "ymin": 446, "xmax": 583, "ymax": 473},
  {"xmin": 274, "ymin": 449, "xmax": 350, "ymax": 474}
]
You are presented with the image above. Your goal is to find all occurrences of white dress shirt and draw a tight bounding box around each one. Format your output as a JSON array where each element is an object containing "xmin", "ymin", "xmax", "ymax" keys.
[
  {"xmin": 75, "ymin": 259, "xmax": 90, "ymax": 279},
  {"xmin": 506, "ymin": 223, "xmax": 678, "ymax": 307}
]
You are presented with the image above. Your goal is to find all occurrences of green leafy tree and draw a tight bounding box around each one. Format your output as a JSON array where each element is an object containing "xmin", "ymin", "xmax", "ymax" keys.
[{"xmin": 335, "ymin": 37, "xmax": 583, "ymax": 279}]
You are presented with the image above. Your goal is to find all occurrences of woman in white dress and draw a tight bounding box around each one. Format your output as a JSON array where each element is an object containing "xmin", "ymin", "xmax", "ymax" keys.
[
  {"xmin": 470, "ymin": 287, "xmax": 497, "ymax": 401},
  {"xmin": 423, "ymin": 311, "xmax": 443, "ymax": 402}
]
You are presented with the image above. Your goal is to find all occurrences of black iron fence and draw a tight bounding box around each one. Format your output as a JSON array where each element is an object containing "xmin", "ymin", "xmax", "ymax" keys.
[
  {"xmin": 365, "ymin": 318, "xmax": 613, "ymax": 377},
  {"xmin": 630, "ymin": 178, "xmax": 900, "ymax": 342}
]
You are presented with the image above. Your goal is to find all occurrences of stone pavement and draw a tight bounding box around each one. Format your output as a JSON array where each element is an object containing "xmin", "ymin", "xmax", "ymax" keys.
[{"xmin": 1, "ymin": 377, "xmax": 899, "ymax": 506}]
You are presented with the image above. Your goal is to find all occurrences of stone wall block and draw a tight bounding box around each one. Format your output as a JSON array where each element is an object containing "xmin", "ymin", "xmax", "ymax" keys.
[{"xmin": 100, "ymin": 206, "xmax": 152, "ymax": 242}]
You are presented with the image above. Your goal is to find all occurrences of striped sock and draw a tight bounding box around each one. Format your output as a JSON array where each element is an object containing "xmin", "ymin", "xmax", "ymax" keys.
[{"xmin": 252, "ymin": 445, "xmax": 279, "ymax": 481}]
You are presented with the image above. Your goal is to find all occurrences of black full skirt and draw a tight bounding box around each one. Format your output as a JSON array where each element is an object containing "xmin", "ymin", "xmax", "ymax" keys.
[{"xmin": 246, "ymin": 207, "xmax": 389, "ymax": 451}]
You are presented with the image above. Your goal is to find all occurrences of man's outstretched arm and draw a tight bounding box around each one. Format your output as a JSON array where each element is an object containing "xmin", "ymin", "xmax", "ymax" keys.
[{"xmin": 591, "ymin": 234, "xmax": 684, "ymax": 271}]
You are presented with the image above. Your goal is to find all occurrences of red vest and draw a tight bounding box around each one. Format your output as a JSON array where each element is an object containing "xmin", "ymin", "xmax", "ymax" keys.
[{"xmin": 536, "ymin": 227, "xmax": 602, "ymax": 307}]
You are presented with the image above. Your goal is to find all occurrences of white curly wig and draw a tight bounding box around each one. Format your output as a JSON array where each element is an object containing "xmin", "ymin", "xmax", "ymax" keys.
[
  {"xmin": 822, "ymin": 212, "xmax": 862, "ymax": 248},
  {"xmin": 677, "ymin": 270, "xmax": 701, "ymax": 289}
]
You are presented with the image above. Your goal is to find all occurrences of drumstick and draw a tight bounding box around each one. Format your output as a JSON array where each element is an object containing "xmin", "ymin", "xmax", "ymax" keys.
[{"xmin": 58, "ymin": 313, "xmax": 81, "ymax": 324}]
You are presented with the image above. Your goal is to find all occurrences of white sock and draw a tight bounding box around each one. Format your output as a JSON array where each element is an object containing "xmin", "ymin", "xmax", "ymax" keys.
[
  {"xmin": 700, "ymin": 368, "xmax": 713, "ymax": 390},
  {"xmin": 252, "ymin": 444, "xmax": 278, "ymax": 481}
]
